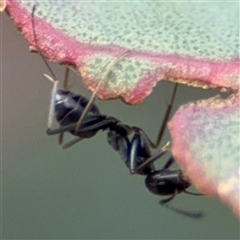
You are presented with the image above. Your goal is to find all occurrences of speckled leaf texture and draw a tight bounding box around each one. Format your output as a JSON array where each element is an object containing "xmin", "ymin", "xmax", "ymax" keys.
[
  {"xmin": 169, "ymin": 94, "xmax": 240, "ymax": 217},
  {"xmin": 4, "ymin": 0, "xmax": 240, "ymax": 217}
]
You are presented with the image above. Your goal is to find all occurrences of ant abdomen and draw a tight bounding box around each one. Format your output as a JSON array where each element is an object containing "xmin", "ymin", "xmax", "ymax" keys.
[
  {"xmin": 54, "ymin": 90, "xmax": 106, "ymax": 138},
  {"xmin": 55, "ymin": 90, "xmax": 100, "ymax": 123}
]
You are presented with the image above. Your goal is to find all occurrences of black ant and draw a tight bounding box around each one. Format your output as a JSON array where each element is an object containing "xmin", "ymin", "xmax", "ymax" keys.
[
  {"xmin": 31, "ymin": 5, "xmax": 203, "ymax": 218},
  {"xmin": 106, "ymin": 86, "xmax": 204, "ymax": 219}
]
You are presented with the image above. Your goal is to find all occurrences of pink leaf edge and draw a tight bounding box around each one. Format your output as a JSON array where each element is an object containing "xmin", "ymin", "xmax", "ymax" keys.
[
  {"xmin": 169, "ymin": 92, "xmax": 240, "ymax": 217},
  {"xmin": 5, "ymin": 1, "xmax": 239, "ymax": 104}
]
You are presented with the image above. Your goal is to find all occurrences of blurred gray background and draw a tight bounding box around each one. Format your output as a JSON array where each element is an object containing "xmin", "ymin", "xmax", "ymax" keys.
[{"xmin": 2, "ymin": 12, "xmax": 239, "ymax": 239}]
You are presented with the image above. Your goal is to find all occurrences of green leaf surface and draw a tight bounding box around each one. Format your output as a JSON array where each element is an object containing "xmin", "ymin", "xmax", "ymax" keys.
[{"xmin": 5, "ymin": 0, "xmax": 240, "ymax": 217}]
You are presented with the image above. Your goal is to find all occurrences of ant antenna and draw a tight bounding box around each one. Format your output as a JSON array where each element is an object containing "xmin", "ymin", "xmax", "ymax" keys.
[
  {"xmin": 31, "ymin": 5, "xmax": 61, "ymax": 130},
  {"xmin": 74, "ymin": 50, "xmax": 131, "ymax": 133},
  {"xmin": 159, "ymin": 190, "xmax": 204, "ymax": 219},
  {"xmin": 31, "ymin": 5, "xmax": 57, "ymax": 81}
]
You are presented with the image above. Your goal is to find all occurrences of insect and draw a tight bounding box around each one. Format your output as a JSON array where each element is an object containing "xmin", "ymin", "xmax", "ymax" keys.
[
  {"xmin": 31, "ymin": 5, "xmax": 130, "ymax": 149},
  {"xmin": 31, "ymin": 5, "xmax": 203, "ymax": 218},
  {"xmin": 106, "ymin": 85, "xmax": 204, "ymax": 219}
]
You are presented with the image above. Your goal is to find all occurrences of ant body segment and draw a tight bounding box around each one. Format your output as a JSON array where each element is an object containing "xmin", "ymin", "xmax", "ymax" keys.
[
  {"xmin": 31, "ymin": 5, "xmax": 203, "ymax": 218},
  {"xmin": 106, "ymin": 88, "xmax": 204, "ymax": 219}
]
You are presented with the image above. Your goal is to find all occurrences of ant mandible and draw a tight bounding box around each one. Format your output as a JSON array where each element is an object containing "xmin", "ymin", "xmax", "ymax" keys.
[{"xmin": 31, "ymin": 5, "xmax": 203, "ymax": 218}]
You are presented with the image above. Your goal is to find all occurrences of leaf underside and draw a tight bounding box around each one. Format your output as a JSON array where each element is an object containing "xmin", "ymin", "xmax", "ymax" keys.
[{"xmin": 5, "ymin": 0, "xmax": 240, "ymax": 217}]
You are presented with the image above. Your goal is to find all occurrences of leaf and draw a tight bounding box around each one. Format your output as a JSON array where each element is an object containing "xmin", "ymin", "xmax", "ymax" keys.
[
  {"xmin": 5, "ymin": 0, "xmax": 239, "ymax": 104},
  {"xmin": 169, "ymin": 93, "xmax": 240, "ymax": 217},
  {"xmin": 4, "ymin": 0, "xmax": 240, "ymax": 217}
]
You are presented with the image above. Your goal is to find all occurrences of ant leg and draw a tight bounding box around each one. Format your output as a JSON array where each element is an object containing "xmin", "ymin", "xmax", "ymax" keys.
[
  {"xmin": 160, "ymin": 191, "xmax": 204, "ymax": 219},
  {"xmin": 47, "ymin": 116, "xmax": 119, "ymax": 150},
  {"xmin": 63, "ymin": 67, "xmax": 70, "ymax": 90},
  {"xmin": 32, "ymin": 6, "xmax": 73, "ymax": 146},
  {"xmin": 59, "ymin": 67, "xmax": 70, "ymax": 145},
  {"xmin": 128, "ymin": 131, "xmax": 153, "ymax": 174},
  {"xmin": 47, "ymin": 116, "xmax": 118, "ymax": 135},
  {"xmin": 44, "ymin": 74, "xmax": 60, "ymax": 130},
  {"xmin": 184, "ymin": 190, "xmax": 204, "ymax": 196},
  {"xmin": 47, "ymin": 122, "xmax": 77, "ymax": 135},
  {"xmin": 160, "ymin": 190, "xmax": 177, "ymax": 205},
  {"xmin": 32, "ymin": 6, "xmax": 62, "ymax": 133},
  {"xmin": 74, "ymin": 116, "xmax": 120, "ymax": 134},
  {"xmin": 162, "ymin": 156, "xmax": 175, "ymax": 169},
  {"xmin": 130, "ymin": 142, "xmax": 169, "ymax": 174},
  {"xmin": 61, "ymin": 137, "xmax": 84, "ymax": 149},
  {"xmin": 152, "ymin": 83, "xmax": 178, "ymax": 149},
  {"xmin": 31, "ymin": 5, "xmax": 58, "ymax": 81},
  {"xmin": 135, "ymin": 83, "xmax": 178, "ymax": 150},
  {"xmin": 129, "ymin": 83, "xmax": 177, "ymax": 174},
  {"xmin": 59, "ymin": 131, "xmax": 64, "ymax": 145},
  {"xmin": 74, "ymin": 50, "xmax": 131, "ymax": 134}
]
